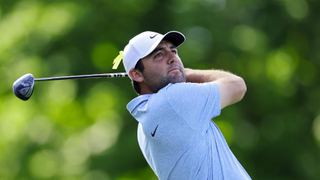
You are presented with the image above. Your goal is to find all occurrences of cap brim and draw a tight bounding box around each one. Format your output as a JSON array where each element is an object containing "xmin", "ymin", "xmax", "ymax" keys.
[{"xmin": 163, "ymin": 31, "xmax": 186, "ymax": 48}]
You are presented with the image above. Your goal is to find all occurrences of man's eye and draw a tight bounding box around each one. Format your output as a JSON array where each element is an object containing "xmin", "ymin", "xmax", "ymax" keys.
[
  {"xmin": 155, "ymin": 53, "xmax": 162, "ymax": 58},
  {"xmin": 172, "ymin": 50, "xmax": 177, "ymax": 54}
]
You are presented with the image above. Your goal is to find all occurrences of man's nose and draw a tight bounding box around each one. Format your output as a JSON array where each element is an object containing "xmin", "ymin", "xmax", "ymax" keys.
[{"xmin": 167, "ymin": 50, "xmax": 177, "ymax": 64}]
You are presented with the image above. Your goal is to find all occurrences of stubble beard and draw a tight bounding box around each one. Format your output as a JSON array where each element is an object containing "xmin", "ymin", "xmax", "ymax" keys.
[{"xmin": 143, "ymin": 68, "xmax": 186, "ymax": 93}]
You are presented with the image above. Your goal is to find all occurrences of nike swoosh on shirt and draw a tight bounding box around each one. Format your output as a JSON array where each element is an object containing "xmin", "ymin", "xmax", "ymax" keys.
[{"xmin": 151, "ymin": 124, "xmax": 159, "ymax": 137}]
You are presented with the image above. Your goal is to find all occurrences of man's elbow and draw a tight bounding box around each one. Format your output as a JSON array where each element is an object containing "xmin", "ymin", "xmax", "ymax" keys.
[
  {"xmin": 235, "ymin": 77, "xmax": 247, "ymax": 102},
  {"xmin": 217, "ymin": 76, "xmax": 247, "ymax": 109}
]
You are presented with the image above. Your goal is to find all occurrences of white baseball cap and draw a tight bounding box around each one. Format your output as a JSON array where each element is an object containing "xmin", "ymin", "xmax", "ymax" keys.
[{"xmin": 122, "ymin": 31, "xmax": 186, "ymax": 78}]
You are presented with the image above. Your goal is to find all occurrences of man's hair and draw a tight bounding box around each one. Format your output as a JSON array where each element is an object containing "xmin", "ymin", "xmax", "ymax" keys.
[{"xmin": 132, "ymin": 59, "xmax": 144, "ymax": 94}]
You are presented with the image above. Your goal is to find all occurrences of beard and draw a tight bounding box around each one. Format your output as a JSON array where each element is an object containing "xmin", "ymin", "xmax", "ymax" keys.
[{"xmin": 142, "ymin": 66, "xmax": 186, "ymax": 93}]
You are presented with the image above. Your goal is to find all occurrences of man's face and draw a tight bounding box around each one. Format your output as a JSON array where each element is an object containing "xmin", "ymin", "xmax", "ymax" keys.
[{"xmin": 140, "ymin": 40, "xmax": 186, "ymax": 93}]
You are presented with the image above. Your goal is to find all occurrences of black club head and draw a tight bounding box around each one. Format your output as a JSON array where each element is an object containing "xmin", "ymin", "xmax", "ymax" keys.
[{"xmin": 12, "ymin": 73, "xmax": 35, "ymax": 101}]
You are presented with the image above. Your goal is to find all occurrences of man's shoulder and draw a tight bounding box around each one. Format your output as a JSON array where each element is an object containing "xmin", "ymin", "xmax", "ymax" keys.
[{"xmin": 127, "ymin": 94, "xmax": 152, "ymax": 113}]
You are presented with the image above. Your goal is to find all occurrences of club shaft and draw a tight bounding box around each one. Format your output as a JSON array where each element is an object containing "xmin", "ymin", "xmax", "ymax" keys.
[{"xmin": 34, "ymin": 73, "xmax": 128, "ymax": 81}]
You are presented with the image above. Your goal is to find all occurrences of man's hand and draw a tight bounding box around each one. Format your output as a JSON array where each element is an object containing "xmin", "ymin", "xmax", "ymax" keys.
[{"xmin": 184, "ymin": 68, "xmax": 247, "ymax": 109}]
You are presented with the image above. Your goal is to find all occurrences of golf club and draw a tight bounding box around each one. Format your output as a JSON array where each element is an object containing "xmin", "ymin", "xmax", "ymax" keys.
[{"xmin": 13, "ymin": 72, "xmax": 128, "ymax": 101}]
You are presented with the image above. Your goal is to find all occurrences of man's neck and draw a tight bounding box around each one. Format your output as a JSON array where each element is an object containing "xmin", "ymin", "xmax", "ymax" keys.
[{"xmin": 139, "ymin": 83, "xmax": 154, "ymax": 95}]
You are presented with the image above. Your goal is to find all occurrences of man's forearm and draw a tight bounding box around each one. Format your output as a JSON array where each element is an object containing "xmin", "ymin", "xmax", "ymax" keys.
[
  {"xmin": 185, "ymin": 68, "xmax": 237, "ymax": 83},
  {"xmin": 184, "ymin": 68, "xmax": 247, "ymax": 108}
]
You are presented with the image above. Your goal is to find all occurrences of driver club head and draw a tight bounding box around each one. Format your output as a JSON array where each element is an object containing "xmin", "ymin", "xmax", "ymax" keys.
[{"xmin": 12, "ymin": 73, "xmax": 35, "ymax": 101}]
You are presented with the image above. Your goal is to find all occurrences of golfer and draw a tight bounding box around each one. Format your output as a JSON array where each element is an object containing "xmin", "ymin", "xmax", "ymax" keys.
[{"xmin": 117, "ymin": 31, "xmax": 251, "ymax": 179}]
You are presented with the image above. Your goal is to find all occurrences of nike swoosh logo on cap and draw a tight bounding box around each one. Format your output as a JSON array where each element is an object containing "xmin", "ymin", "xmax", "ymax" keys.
[{"xmin": 150, "ymin": 34, "xmax": 158, "ymax": 39}]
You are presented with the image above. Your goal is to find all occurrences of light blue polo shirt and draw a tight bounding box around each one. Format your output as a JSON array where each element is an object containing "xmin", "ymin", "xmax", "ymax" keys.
[{"xmin": 127, "ymin": 82, "xmax": 251, "ymax": 180}]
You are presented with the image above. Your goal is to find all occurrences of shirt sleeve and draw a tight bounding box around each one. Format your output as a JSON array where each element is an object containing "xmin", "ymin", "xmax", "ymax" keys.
[{"xmin": 164, "ymin": 82, "xmax": 221, "ymax": 133}]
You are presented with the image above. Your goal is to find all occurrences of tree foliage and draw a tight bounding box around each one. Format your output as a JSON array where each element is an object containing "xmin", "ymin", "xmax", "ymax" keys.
[{"xmin": 0, "ymin": 0, "xmax": 320, "ymax": 179}]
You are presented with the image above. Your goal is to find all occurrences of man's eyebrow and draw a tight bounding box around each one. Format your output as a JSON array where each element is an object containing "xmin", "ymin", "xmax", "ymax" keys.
[
  {"xmin": 148, "ymin": 45, "xmax": 177, "ymax": 57},
  {"xmin": 170, "ymin": 45, "xmax": 177, "ymax": 49},
  {"xmin": 149, "ymin": 47, "xmax": 165, "ymax": 56}
]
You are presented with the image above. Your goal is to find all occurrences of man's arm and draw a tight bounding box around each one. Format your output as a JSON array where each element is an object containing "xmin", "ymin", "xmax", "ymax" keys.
[{"xmin": 184, "ymin": 68, "xmax": 247, "ymax": 109}]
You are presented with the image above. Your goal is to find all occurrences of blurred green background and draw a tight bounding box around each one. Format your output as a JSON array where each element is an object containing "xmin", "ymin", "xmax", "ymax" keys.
[{"xmin": 0, "ymin": 0, "xmax": 320, "ymax": 179}]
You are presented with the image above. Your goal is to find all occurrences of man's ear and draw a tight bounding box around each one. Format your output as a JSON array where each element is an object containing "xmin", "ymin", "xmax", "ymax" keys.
[{"xmin": 129, "ymin": 69, "xmax": 144, "ymax": 82}]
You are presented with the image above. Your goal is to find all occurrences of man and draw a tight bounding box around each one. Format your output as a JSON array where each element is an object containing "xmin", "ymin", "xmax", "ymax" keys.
[{"xmin": 116, "ymin": 31, "xmax": 250, "ymax": 179}]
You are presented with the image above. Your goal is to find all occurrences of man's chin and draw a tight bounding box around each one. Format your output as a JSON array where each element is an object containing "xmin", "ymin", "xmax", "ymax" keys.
[{"xmin": 168, "ymin": 74, "xmax": 186, "ymax": 84}]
